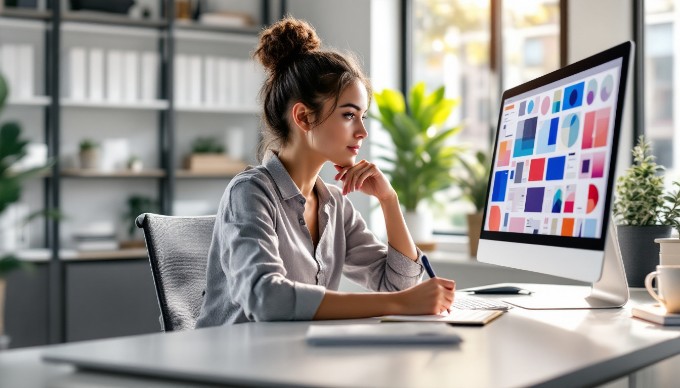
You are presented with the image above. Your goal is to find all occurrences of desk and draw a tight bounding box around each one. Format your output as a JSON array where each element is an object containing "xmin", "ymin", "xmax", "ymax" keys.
[{"xmin": 2, "ymin": 285, "xmax": 680, "ymax": 388}]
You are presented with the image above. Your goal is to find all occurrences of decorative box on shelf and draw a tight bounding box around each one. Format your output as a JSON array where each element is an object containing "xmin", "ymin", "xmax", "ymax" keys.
[{"xmin": 184, "ymin": 154, "xmax": 247, "ymax": 175}]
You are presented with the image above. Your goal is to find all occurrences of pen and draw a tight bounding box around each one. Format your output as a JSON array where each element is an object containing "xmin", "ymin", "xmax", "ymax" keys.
[{"xmin": 421, "ymin": 254, "xmax": 436, "ymax": 278}]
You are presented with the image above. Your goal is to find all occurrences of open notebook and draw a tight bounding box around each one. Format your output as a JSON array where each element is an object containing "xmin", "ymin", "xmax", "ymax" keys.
[{"xmin": 381, "ymin": 309, "xmax": 504, "ymax": 326}]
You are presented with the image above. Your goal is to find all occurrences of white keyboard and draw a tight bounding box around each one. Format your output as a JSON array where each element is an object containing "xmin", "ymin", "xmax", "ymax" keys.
[{"xmin": 452, "ymin": 295, "xmax": 512, "ymax": 310}]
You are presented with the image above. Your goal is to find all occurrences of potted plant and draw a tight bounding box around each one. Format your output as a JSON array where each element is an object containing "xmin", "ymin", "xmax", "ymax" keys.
[
  {"xmin": 185, "ymin": 136, "xmax": 246, "ymax": 174},
  {"xmin": 453, "ymin": 150, "xmax": 490, "ymax": 257},
  {"xmin": 655, "ymin": 182, "xmax": 680, "ymax": 263},
  {"xmin": 120, "ymin": 195, "xmax": 159, "ymax": 249},
  {"xmin": 79, "ymin": 138, "xmax": 99, "ymax": 170},
  {"xmin": 371, "ymin": 82, "xmax": 463, "ymax": 244},
  {"xmin": 613, "ymin": 136, "xmax": 680, "ymax": 287},
  {"xmin": 0, "ymin": 73, "xmax": 52, "ymax": 349}
]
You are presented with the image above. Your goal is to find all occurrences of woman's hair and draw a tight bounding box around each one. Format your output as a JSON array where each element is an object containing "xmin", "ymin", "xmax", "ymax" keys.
[{"xmin": 253, "ymin": 17, "xmax": 371, "ymax": 161}]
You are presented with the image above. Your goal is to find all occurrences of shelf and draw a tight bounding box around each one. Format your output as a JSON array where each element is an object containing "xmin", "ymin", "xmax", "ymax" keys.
[
  {"xmin": 63, "ymin": 248, "xmax": 148, "ymax": 261},
  {"xmin": 7, "ymin": 96, "xmax": 51, "ymax": 106},
  {"xmin": 175, "ymin": 105, "xmax": 259, "ymax": 114},
  {"xmin": 62, "ymin": 12, "xmax": 167, "ymax": 29},
  {"xmin": 176, "ymin": 169, "xmax": 244, "ymax": 179},
  {"xmin": 174, "ymin": 20, "xmax": 260, "ymax": 39},
  {"xmin": 61, "ymin": 169, "xmax": 166, "ymax": 178},
  {"xmin": 61, "ymin": 20, "xmax": 163, "ymax": 38},
  {"xmin": 61, "ymin": 99, "xmax": 169, "ymax": 110},
  {"xmin": 0, "ymin": 8, "xmax": 51, "ymax": 21}
]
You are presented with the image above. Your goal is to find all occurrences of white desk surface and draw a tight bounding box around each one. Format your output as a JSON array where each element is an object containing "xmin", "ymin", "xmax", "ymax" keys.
[{"xmin": 2, "ymin": 285, "xmax": 680, "ymax": 388}]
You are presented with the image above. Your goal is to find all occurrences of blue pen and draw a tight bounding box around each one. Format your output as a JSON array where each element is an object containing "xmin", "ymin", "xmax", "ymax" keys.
[{"xmin": 421, "ymin": 254, "xmax": 436, "ymax": 278}]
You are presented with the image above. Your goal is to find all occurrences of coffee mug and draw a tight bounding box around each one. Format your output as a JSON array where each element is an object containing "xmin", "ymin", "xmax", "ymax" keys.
[
  {"xmin": 645, "ymin": 265, "xmax": 680, "ymax": 313},
  {"xmin": 660, "ymin": 253, "xmax": 680, "ymax": 266}
]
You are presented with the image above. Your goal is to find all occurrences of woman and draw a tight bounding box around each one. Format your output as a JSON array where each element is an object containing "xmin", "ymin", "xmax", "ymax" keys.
[{"xmin": 196, "ymin": 17, "xmax": 455, "ymax": 327}]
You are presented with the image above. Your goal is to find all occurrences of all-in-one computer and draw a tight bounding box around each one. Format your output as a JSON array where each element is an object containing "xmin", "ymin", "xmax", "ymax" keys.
[{"xmin": 477, "ymin": 41, "xmax": 634, "ymax": 309}]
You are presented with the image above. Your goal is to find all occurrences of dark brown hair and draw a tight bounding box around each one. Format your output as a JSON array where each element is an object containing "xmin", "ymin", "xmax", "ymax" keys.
[{"xmin": 253, "ymin": 17, "xmax": 371, "ymax": 161}]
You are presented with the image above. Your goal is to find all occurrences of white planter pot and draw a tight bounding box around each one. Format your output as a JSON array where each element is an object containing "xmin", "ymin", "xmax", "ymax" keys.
[{"xmin": 403, "ymin": 211, "xmax": 433, "ymax": 243}]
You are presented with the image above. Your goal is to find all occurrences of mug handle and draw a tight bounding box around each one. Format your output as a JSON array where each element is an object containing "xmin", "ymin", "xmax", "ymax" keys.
[{"xmin": 645, "ymin": 271, "xmax": 666, "ymax": 305}]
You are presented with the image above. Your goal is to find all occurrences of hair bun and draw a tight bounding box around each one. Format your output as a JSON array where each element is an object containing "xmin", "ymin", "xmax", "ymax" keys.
[{"xmin": 254, "ymin": 17, "xmax": 321, "ymax": 71}]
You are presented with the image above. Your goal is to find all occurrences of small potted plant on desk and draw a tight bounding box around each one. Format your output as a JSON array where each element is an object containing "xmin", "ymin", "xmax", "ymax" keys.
[
  {"xmin": 453, "ymin": 150, "xmax": 490, "ymax": 258},
  {"xmin": 371, "ymin": 82, "xmax": 463, "ymax": 250},
  {"xmin": 185, "ymin": 136, "xmax": 246, "ymax": 175},
  {"xmin": 613, "ymin": 136, "xmax": 680, "ymax": 287}
]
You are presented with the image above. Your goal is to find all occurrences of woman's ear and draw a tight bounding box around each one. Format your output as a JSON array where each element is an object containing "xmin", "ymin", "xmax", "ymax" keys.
[{"xmin": 291, "ymin": 102, "xmax": 313, "ymax": 132}]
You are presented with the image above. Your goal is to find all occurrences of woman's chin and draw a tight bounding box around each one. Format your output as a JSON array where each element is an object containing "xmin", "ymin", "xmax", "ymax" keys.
[{"xmin": 331, "ymin": 156, "xmax": 356, "ymax": 168}]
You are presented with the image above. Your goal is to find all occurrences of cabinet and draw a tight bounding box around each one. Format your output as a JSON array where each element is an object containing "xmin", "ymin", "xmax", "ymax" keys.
[{"xmin": 0, "ymin": 0, "xmax": 275, "ymax": 347}]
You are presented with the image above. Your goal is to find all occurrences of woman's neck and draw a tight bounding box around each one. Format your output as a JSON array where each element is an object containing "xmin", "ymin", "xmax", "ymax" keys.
[{"xmin": 277, "ymin": 148, "xmax": 324, "ymax": 198}]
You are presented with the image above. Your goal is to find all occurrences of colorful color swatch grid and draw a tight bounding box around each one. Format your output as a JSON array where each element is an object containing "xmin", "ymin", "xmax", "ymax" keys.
[{"xmin": 485, "ymin": 67, "xmax": 620, "ymax": 239}]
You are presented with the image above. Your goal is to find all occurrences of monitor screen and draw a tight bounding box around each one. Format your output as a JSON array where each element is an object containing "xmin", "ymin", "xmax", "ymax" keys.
[{"xmin": 477, "ymin": 42, "xmax": 633, "ymax": 283}]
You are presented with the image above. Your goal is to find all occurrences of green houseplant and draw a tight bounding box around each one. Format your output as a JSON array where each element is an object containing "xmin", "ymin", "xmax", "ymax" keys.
[
  {"xmin": 78, "ymin": 138, "xmax": 99, "ymax": 170},
  {"xmin": 120, "ymin": 195, "xmax": 159, "ymax": 249},
  {"xmin": 0, "ymin": 72, "xmax": 53, "ymax": 346},
  {"xmin": 372, "ymin": 82, "xmax": 463, "ymax": 243},
  {"xmin": 613, "ymin": 136, "xmax": 680, "ymax": 286},
  {"xmin": 453, "ymin": 150, "xmax": 491, "ymax": 257}
]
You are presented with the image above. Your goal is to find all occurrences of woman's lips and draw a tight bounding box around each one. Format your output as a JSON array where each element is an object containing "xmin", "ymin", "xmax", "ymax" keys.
[{"xmin": 347, "ymin": 146, "xmax": 360, "ymax": 155}]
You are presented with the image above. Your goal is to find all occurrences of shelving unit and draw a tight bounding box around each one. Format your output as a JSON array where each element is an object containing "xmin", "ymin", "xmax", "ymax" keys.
[{"xmin": 0, "ymin": 0, "xmax": 275, "ymax": 347}]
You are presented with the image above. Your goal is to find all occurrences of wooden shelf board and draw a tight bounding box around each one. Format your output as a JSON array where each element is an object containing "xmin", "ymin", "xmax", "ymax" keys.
[
  {"xmin": 61, "ymin": 99, "xmax": 169, "ymax": 110},
  {"xmin": 62, "ymin": 12, "xmax": 167, "ymax": 28},
  {"xmin": 174, "ymin": 20, "xmax": 260, "ymax": 36},
  {"xmin": 7, "ymin": 96, "xmax": 51, "ymax": 106},
  {"xmin": 68, "ymin": 248, "xmax": 148, "ymax": 261},
  {"xmin": 176, "ymin": 169, "xmax": 244, "ymax": 178},
  {"xmin": 175, "ymin": 105, "xmax": 259, "ymax": 114},
  {"xmin": 61, "ymin": 169, "xmax": 165, "ymax": 178},
  {"xmin": 0, "ymin": 8, "xmax": 51, "ymax": 20}
]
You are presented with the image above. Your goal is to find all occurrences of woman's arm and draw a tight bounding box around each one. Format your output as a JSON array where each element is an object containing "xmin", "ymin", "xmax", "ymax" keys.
[
  {"xmin": 335, "ymin": 160, "xmax": 417, "ymax": 260},
  {"xmin": 313, "ymin": 277, "xmax": 455, "ymax": 319}
]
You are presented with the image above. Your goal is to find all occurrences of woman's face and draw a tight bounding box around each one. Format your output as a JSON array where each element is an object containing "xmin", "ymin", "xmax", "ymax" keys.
[{"xmin": 308, "ymin": 80, "xmax": 369, "ymax": 168}]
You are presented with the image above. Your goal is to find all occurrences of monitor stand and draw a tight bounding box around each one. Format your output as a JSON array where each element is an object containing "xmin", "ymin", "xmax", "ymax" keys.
[{"xmin": 503, "ymin": 222, "xmax": 630, "ymax": 310}]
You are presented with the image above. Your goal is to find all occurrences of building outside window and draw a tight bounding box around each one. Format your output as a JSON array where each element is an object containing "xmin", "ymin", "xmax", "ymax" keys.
[
  {"xmin": 644, "ymin": 0, "xmax": 678, "ymax": 182},
  {"xmin": 411, "ymin": 0, "xmax": 560, "ymax": 233}
]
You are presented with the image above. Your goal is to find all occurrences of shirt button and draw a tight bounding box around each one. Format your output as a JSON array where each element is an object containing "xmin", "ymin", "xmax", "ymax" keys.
[{"xmin": 299, "ymin": 218, "xmax": 305, "ymax": 225}]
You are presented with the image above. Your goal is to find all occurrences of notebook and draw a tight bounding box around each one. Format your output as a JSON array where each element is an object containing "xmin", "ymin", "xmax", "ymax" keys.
[
  {"xmin": 305, "ymin": 323, "xmax": 462, "ymax": 345},
  {"xmin": 631, "ymin": 303, "xmax": 680, "ymax": 326},
  {"xmin": 381, "ymin": 309, "xmax": 504, "ymax": 326}
]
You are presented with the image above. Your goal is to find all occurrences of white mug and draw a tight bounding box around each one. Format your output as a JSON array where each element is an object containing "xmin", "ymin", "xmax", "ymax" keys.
[{"xmin": 645, "ymin": 265, "xmax": 680, "ymax": 313}]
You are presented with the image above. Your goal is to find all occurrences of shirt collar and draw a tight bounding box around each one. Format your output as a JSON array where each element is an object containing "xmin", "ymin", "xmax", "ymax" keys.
[{"xmin": 263, "ymin": 152, "xmax": 332, "ymax": 206}]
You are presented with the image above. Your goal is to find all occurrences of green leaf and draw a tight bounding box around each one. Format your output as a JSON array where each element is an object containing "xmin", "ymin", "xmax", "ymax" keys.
[
  {"xmin": 408, "ymin": 82, "xmax": 426, "ymax": 118},
  {"xmin": 0, "ymin": 72, "xmax": 7, "ymax": 113}
]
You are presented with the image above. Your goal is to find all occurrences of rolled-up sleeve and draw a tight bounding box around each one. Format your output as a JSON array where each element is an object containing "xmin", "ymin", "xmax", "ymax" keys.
[
  {"xmin": 225, "ymin": 179, "xmax": 326, "ymax": 321},
  {"xmin": 340, "ymin": 195, "xmax": 424, "ymax": 292}
]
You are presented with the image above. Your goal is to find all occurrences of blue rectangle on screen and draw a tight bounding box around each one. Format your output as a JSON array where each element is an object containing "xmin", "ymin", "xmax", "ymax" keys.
[
  {"xmin": 548, "ymin": 118, "xmax": 559, "ymax": 145},
  {"xmin": 546, "ymin": 156, "xmax": 566, "ymax": 180},
  {"xmin": 562, "ymin": 82, "xmax": 585, "ymax": 110},
  {"xmin": 525, "ymin": 187, "xmax": 545, "ymax": 212},
  {"xmin": 491, "ymin": 171, "xmax": 509, "ymax": 202}
]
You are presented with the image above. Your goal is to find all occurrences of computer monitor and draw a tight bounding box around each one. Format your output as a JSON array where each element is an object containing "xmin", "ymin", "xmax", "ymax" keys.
[{"xmin": 477, "ymin": 41, "xmax": 634, "ymax": 309}]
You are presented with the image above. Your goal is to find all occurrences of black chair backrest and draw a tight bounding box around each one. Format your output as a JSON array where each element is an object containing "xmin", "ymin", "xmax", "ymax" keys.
[{"xmin": 136, "ymin": 213, "xmax": 215, "ymax": 332}]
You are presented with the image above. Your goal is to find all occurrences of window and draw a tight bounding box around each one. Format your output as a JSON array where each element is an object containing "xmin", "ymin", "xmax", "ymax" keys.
[
  {"xmin": 411, "ymin": 0, "xmax": 561, "ymax": 233},
  {"xmin": 644, "ymin": 0, "xmax": 678, "ymax": 178}
]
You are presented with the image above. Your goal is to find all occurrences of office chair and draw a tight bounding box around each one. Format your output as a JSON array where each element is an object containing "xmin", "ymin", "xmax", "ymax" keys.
[{"xmin": 136, "ymin": 213, "xmax": 216, "ymax": 332}]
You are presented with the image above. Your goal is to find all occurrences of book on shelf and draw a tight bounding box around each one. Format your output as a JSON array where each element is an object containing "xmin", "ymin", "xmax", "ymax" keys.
[{"xmin": 632, "ymin": 303, "xmax": 680, "ymax": 326}]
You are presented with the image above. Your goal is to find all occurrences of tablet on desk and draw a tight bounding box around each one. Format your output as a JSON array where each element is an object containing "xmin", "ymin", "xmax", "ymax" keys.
[{"xmin": 381, "ymin": 309, "xmax": 504, "ymax": 326}]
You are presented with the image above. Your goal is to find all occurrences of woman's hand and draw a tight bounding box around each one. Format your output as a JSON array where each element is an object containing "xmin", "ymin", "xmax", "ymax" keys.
[
  {"xmin": 334, "ymin": 160, "xmax": 396, "ymax": 202},
  {"xmin": 393, "ymin": 278, "xmax": 456, "ymax": 315}
]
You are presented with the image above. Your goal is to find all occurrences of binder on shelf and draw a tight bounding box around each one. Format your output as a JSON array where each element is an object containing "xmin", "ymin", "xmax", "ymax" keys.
[
  {"xmin": 174, "ymin": 54, "xmax": 188, "ymax": 105},
  {"xmin": 124, "ymin": 51, "xmax": 138, "ymax": 102},
  {"xmin": 69, "ymin": 47, "xmax": 87, "ymax": 100},
  {"xmin": 106, "ymin": 50, "xmax": 123, "ymax": 102},
  {"xmin": 1, "ymin": 44, "xmax": 18, "ymax": 98},
  {"xmin": 228, "ymin": 58, "xmax": 240, "ymax": 106},
  {"xmin": 216, "ymin": 57, "xmax": 230, "ymax": 107},
  {"xmin": 88, "ymin": 48, "xmax": 104, "ymax": 101},
  {"xmin": 140, "ymin": 51, "xmax": 158, "ymax": 101},
  {"xmin": 16, "ymin": 44, "xmax": 34, "ymax": 98},
  {"xmin": 203, "ymin": 56, "xmax": 217, "ymax": 106},
  {"xmin": 188, "ymin": 55, "xmax": 202, "ymax": 105}
]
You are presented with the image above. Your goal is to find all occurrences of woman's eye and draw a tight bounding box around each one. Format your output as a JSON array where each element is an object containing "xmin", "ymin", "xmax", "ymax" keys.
[
  {"xmin": 361, "ymin": 115, "xmax": 368, "ymax": 121},
  {"xmin": 343, "ymin": 112, "xmax": 355, "ymax": 120}
]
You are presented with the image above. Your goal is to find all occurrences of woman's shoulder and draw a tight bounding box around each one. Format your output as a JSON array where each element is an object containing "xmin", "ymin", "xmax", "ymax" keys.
[{"xmin": 227, "ymin": 165, "xmax": 276, "ymax": 194}]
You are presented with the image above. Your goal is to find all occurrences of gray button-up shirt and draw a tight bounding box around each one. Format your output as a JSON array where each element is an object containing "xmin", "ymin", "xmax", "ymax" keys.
[{"xmin": 196, "ymin": 154, "xmax": 424, "ymax": 327}]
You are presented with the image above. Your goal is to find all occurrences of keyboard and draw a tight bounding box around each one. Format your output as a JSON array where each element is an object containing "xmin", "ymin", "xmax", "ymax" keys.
[{"xmin": 452, "ymin": 295, "xmax": 512, "ymax": 310}]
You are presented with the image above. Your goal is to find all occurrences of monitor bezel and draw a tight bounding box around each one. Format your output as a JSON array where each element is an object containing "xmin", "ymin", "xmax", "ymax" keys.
[{"xmin": 479, "ymin": 41, "xmax": 633, "ymax": 252}]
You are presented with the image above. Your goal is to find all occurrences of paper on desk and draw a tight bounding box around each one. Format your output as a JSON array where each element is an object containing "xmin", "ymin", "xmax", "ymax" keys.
[{"xmin": 305, "ymin": 323, "xmax": 462, "ymax": 345}]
